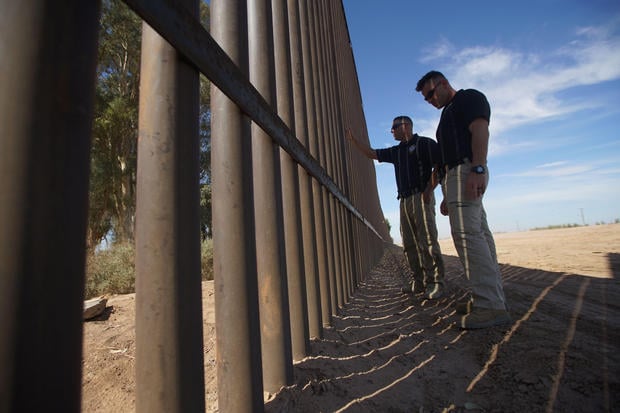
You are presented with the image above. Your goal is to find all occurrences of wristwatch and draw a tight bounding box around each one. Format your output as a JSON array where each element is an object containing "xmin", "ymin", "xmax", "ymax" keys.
[{"xmin": 471, "ymin": 165, "xmax": 486, "ymax": 174}]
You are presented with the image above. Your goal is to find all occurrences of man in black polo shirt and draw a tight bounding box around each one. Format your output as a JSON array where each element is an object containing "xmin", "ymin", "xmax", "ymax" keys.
[
  {"xmin": 345, "ymin": 116, "xmax": 445, "ymax": 300},
  {"xmin": 416, "ymin": 70, "xmax": 510, "ymax": 329}
]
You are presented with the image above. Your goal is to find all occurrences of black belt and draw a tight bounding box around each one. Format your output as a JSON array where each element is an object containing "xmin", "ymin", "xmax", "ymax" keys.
[
  {"xmin": 438, "ymin": 158, "xmax": 469, "ymax": 181},
  {"xmin": 398, "ymin": 187, "xmax": 421, "ymax": 200},
  {"xmin": 444, "ymin": 157, "xmax": 469, "ymax": 170}
]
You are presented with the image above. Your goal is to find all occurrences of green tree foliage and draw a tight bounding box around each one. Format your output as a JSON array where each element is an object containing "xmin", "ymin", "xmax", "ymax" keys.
[
  {"xmin": 89, "ymin": 0, "xmax": 141, "ymax": 248},
  {"xmin": 88, "ymin": 0, "xmax": 212, "ymax": 249},
  {"xmin": 199, "ymin": 2, "xmax": 212, "ymax": 239}
]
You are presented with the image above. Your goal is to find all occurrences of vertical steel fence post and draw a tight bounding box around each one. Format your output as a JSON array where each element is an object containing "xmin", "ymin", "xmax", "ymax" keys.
[
  {"xmin": 331, "ymin": 2, "xmax": 356, "ymax": 298},
  {"xmin": 323, "ymin": 0, "xmax": 349, "ymax": 306},
  {"xmin": 316, "ymin": 0, "xmax": 341, "ymax": 313},
  {"xmin": 310, "ymin": 0, "xmax": 338, "ymax": 318},
  {"xmin": 322, "ymin": 0, "xmax": 343, "ymax": 315},
  {"xmin": 272, "ymin": 0, "xmax": 310, "ymax": 361},
  {"xmin": 338, "ymin": 33, "xmax": 360, "ymax": 290},
  {"xmin": 288, "ymin": 0, "xmax": 323, "ymax": 340},
  {"xmin": 134, "ymin": 3, "xmax": 206, "ymax": 409},
  {"xmin": 248, "ymin": 0, "xmax": 294, "ymax": 393},
  {"xmin": 302, "ymin": 0, "xmax": 332, "ymax": 327},
  {"xmin": 0, "ymin": 1, "xmax": 100, "ymax": 411},
  {"xmin": 211, "ymin": 1, "xmax": 265, "ymax": 411}
]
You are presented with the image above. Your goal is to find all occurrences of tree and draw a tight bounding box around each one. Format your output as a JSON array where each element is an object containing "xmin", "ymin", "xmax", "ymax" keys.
[
  {"xmin": 199, "ymin": 4, "xmax": 212, "ymax": 239},
  {"xmin": 88, "ymin": 0, "xmax": 212, "ymax": 249},
  {"xmin": 88, "ymin": 0, "xmax": 141, "ymax": 248}
]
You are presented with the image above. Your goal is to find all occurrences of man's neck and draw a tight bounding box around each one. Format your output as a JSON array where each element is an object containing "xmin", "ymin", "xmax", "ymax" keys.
[{"xmin": 446, "ymin": 88, "xmax": 457, "ymax": 103}]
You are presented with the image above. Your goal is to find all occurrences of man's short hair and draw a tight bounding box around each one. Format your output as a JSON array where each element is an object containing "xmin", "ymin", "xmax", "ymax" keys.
[
  {"xmin": 393, "ymin": 115, "xmax": 413, "ymax": 125},
  {"xmin": 416, "ymin": 70, "xmax": 446, "ymax": 92}
]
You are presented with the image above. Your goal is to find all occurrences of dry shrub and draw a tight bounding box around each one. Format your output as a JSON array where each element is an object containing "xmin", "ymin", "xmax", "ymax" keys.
[
  {"xmin": 85, "ymin": 242, "xmax": 135, "ymax": 299},
  {"xmin": 201, "ymin": 238, "xmax": 214, "ymax": 281},
  {"xmin": 84, "ymin": 239, "xmax": 214, "ymax": 299}
]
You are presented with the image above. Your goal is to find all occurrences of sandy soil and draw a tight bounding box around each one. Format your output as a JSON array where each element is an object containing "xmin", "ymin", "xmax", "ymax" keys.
[{"xmin": 82, "ymin": 223, "xmax": 620, "ymax": 412}]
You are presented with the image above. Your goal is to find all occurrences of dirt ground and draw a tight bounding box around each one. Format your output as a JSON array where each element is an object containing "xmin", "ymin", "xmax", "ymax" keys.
[{"xmin": 82, "ymin": 223, "xmax": 620, "ymax": 412}]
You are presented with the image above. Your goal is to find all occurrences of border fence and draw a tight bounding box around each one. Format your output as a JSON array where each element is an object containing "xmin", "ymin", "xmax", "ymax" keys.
[{"xmin": 0, "ymin": 1, "xmax": 390, "ymax": 412}]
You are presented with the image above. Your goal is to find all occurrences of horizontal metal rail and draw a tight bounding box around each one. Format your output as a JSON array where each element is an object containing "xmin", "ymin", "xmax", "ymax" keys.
[{"xmin": 123, "ymin": 0, "xmax": 382, "ymax": 240}]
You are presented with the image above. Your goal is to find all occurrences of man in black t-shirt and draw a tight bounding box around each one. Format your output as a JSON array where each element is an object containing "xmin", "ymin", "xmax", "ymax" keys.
[
  {"xmin": 416, "ymin": 70, "xmax": 510, "ymax": 329},
  {"xmin": 346, "ymin": 116, "xmax": 445, "ymax": 300}
]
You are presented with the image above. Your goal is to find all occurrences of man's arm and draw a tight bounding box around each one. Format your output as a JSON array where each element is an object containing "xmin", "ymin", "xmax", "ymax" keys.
[
  {"xmin": 345, "ymin": 128, "xmax": 377, "ymax": 160},
  {"xmin": 423, "ymin": 138, "xmax": 441, "ymax": 204},
  {"xmin": 469, "ymin": 118, "xmax": 489, "ymax": 167},
  {"xmin": 422, "ymin": 166, "xmax": 439, "ymax": 204},
  {"xmin": 466, "ymin": 118, "xmax": 490, "ymax": 199}
]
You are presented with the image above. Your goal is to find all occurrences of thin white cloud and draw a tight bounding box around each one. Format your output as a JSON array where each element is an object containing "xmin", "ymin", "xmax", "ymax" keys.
[
  {"xmin": 488, "ymin": 175, "xmax": 620, "ymax": 207},
  {"xmin": 418, "ymin": 18, "xmax": 620, "ymax": 154},
  {"xmin": 536, "ymin": 161, "xmax": 568, "ymax": 168},
  {"xmin": 600, "ymin": 167, "xmax": 620, "ymax": 174},
  {"xmin": 488, "ymin": 135, "xmax": 538, "ymax": 157},
  {"xmin": 501, "ymin": 160, "xmax": 619, "ymax": 178},
  {"xmin": 517, "ymin": 165, "xmax": 593, "ymax": 177},
  {"xmin": 500, "ymin": 156, "xmax": 620, "ymax": 178},
  {"xmin": 420, "ymin": 36, "xmax": 453, "ymax": 63},
  {"xmin": 592, "ymin": 139, "xmax": 620, "ymax": 150},
  {"xmin": 455, "ymin": 47, "xmax": 523, "ymax": 79}
]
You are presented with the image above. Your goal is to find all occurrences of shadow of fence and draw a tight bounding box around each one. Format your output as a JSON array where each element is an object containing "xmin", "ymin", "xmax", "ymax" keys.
[
  {"xmin": 265, "ymin": 249, "xmax": 620, "ymax": 413},
  {"xmin": 608, "ymin": 252, "xmax": 620, "ymax": 279}
]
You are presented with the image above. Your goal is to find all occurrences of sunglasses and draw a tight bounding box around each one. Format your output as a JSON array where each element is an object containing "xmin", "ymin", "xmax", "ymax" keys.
[
  {"xmin": 391, "ymin": 123, "xmax": 406, "ymax": 131},
  {"xmin": 424, "ymin": 80, "xmax": 442, "ymax": 101}
]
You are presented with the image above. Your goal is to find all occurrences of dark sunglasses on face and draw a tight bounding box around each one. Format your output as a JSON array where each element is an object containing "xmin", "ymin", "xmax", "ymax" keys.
[
  {"xmin": 391, "ymin": 123, "xmax": 406, "ymax": 131},
  {"xmin": 424, "ymin": 80, "xmax": 442, "ymax": 101}
]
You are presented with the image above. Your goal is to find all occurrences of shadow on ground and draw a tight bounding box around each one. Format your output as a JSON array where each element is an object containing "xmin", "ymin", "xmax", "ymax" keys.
[{"xmin": 265, "ymin": 245, "xmax": 620, "ymax": 413}]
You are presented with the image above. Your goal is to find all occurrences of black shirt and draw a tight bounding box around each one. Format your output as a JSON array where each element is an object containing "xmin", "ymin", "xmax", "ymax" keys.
[
  {"xmin": 436, "ymin": 89, "xmax": 491, "ymax": 166},
  {"xmin": 375, "ymin": 134, "xmax": 440, "ymax": 199}
]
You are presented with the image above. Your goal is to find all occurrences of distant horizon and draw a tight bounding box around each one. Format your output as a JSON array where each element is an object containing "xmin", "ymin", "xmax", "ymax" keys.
[{"xmin": 430, "ymin": 220, "xmax": 618, "ymax": 243}]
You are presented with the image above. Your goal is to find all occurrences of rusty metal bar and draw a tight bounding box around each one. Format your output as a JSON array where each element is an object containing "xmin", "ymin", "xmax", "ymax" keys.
[
  {"xmin": 317, "ymin": 1, "xmax": 342, "ymax": 314},
  {"xmin": 248, "ymin": 0, "xmax": 294, "ymax": 393},
  {"xmin": 298, "ymin": 0, "xmax": 331, "ymax": 330},
  {"xmin": 339, "ymin": 207, "xmax": 351, "ymax": 300},
  {"xmin": 272, "ymin": 0, "xmax": 310, "ymax": 361},
  {"xmin": 0, "ymin": 1, "xmax": 100, "ymax": 411},
  {"xmin": 134, "ymin": 5, "xmax": 206, "ymax": 409},
  {"xmin": 329, "ymin": 1, "xmax": 356, "ymax": 299},
  {"xmin": 312, "ymin": 0, "xmax": 339, "ymax": 317},
  {"xmin": 210, "ymin": 1, "xmax": 265, "ymax": 412},
  {"xmin": 327, "ymin": 196, "xmax": 340, "ymax": 314},
  {"xmin": 320, "ymin": 58, "xmax": 338, "ymax": 319},
  {"xmin": 327, "ymin": 0, "xmax": 347, "ymax": 312},
  {"xmin": 322, "ymin": 0, "xmax": 348, "ymax": 308},
  {"xmin": 308, "ymin": 0, "xmax": 331, "ymax": 316},
  {"xmin": 288, "ymin": 0, "xmax": 323, "ymax": 340},
  {"xmin": 330, "ymin": 2, "xmax": 353, "ymax": 299},
  {"xmin": 342, "ymin": 30, "xmax": 363, "ymax": 293}
]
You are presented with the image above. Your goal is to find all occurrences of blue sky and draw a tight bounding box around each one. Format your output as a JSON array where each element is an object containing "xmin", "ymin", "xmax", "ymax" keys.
[{"xmin": 342, "ymin": 0, "xmax": 620, "ymax": 243}]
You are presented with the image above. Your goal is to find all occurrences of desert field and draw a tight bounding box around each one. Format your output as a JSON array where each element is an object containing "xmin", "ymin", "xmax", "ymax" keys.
[{"xmin": 82, "ymin": 223, "xmax": 619, "ymax": 412}]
